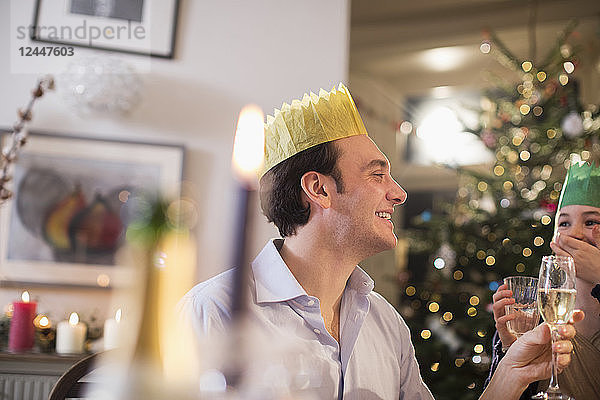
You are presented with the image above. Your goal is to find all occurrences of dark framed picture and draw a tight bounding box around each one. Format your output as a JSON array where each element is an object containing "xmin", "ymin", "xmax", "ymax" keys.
[
  {"xmin": 0, "ymin": 131, "xmax": 184, "ymax": 288},
  {"xmin": 31, "ymin": 0, "xmax": 180, "ymax": 58}
]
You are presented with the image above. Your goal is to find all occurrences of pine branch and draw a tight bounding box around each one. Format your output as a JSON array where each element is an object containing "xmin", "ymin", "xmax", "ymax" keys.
[
  {"xmin": 487, "ymin": 29, "xmax": 523, "ymax": 71},
  {"xmin": 538, "ymin": 19, "xmax": 578, "ymax": 70}
]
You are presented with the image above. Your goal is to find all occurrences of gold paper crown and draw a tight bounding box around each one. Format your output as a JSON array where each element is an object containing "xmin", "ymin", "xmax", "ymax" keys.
[{"xmin": 261, "ymin": 83, "xmax": 368, "ymax": 177}]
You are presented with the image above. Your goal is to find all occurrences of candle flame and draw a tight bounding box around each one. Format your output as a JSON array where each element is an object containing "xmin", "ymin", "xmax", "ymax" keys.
[
  {"xmin": 21, "ymin": 291, "xmax": 30, "ymax": 302},
  {"xmin": 5, "ymin": 303, "xmax": 14, "ymax": 318},
  {"xmin": 39, "ymin": 316, "xmax": 49, "ymax": 328},
  {"xmin": 69, "ymin": 312, "xmax": 79, "ymax": 326},
  {"xmin": 34, "ymin": 314, "xmax": 51, "ymax": 329},
  {"xmin": 232, "ymin": 104, "xmax": 265, "ymax": 184},
  {"xmin": 115, "ymin": 308, "xmax": 122, "ymax": 323}
]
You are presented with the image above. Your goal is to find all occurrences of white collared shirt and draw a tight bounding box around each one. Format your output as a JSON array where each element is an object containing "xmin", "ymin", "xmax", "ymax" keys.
[{"xmin": 179, "ymin": 239, "xmax": 433, "ymax": 400}]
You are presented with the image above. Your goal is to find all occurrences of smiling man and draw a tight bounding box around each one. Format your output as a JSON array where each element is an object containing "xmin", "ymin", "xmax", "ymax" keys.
[
  {"xmin": 179, "ymin": 84, "xmax": 579, "ymax": 400},
  {"xmin": 181, "ymin": 84, "xmax": 429, "ymax": 398}
]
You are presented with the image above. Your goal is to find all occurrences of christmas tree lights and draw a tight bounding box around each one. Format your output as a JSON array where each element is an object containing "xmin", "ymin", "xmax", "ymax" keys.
[{"xmin": 403, "ymin": 21, "xmax": 600, "ymax": 399}]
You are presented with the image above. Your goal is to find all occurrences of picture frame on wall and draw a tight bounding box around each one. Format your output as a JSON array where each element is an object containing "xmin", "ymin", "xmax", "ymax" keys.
[
  {"xmin": 31, "ymin": 0, "xmax": 180, "ymax": 58},
  {"xmin": 0, "ymin": 131, "xmax": 184, "ymax": 288}
]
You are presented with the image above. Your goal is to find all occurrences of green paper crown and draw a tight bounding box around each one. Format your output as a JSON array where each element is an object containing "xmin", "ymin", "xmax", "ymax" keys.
[{"xmin": 557, "ymin": 161, "xmax": 600, "ymax": 209}]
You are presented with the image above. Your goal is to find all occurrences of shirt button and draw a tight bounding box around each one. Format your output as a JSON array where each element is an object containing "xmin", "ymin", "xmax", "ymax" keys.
[
  {"xmin": 307, "ymin": 299, "xmax": 315, "ymax": 306},
  {"xmin": 313, "ymin": 328, "xmax": 321, "ymax": 335}
]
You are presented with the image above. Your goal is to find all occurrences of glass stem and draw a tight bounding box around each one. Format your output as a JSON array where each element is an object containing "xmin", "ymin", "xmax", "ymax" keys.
[{"xmin": 547, "ymin": 325, "xmax": 560, "ymax": 393}]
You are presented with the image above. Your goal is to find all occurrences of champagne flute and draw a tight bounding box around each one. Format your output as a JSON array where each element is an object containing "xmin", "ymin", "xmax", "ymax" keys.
[{"xmin": 532, "ymin": 255, "xmax": 576, "ymax": 400}]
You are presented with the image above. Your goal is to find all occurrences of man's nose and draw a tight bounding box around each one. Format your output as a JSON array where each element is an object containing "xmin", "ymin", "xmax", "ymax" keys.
[{"xmin": 387, "ymin": 177, "xmax": 407, "ymax": 205}]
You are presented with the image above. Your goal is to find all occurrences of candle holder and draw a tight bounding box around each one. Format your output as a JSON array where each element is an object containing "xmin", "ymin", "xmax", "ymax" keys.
[
  {"xmin": 33, "ymin": 314, "xmax": 55, "ymax": 353},
  {"xmin": 82, "ymin": 312, "xmax": 103, "ymax": 351},
  {"xmin": 35, "ymin": 326, "xmax": 56, "ymax": 353}
]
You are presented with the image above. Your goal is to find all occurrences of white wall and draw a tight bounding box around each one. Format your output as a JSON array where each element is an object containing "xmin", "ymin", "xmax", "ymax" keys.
[{"xmin": 0, "ymin": 0, "xmax": 349, "ymax": 322}]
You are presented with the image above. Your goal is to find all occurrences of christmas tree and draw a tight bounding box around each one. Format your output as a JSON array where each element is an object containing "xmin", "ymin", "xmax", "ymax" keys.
[{"xmin": 401, "ymin": 21, "xmax": 600, "ymax": 400}]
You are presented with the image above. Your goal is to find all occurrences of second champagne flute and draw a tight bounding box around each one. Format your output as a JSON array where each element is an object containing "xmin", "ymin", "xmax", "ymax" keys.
[{"xmin": 532, "ymin": 255, "xmax": 576, "ymax": 400}]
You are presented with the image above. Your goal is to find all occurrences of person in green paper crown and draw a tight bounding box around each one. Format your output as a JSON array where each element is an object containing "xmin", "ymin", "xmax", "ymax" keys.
[
  {"xmin": 489, "ymin": 161, "xmax": 600, "ymax": 399},
  {"xmin": 180, "ymin": 83, "xmax": 582, "ymax": 399}
]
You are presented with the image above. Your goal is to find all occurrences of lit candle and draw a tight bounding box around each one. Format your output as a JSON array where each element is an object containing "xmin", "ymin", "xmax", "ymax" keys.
[
  {"xmin": 104, "ymin": 308, "xmax": 122, "ymax": 350},
  {"xmin": 56, "ymin": 312, "xmax": 87, "ymax": 354},
  {"xmin": 34, "ymin": 314, "xmax": 54, "ymax": 353},
  {"xmin": 8, "ymin": 291, "xmax": 37, "ymax": 352},
  {"xmin": 232, "ymin": 104, "xmax": 266, "ymax": 184},
  {"xmin": 230, "ymin": 105, "xmax": 264, "ymax": 315},
  {"xmin": 34, "ymin": 315, "xmax": 51, "ymax": 329}
]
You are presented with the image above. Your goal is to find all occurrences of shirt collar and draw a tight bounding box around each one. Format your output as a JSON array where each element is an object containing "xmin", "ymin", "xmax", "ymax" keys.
[
  {"xmin": 252, "ymin": 239, "xmax": 307, "ymax": 303},
  {"xmin": 252, "ymin": 239, "xmax": 376, "ymax": 303},
  {"xmin": 346, "ymin": 265, "xmax": 375, "ymax": 295}
]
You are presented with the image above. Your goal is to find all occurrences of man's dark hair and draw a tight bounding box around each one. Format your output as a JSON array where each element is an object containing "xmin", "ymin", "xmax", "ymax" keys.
[{"xmin": 259, "ymin": 141, "xmax": 344, "ymax": 237}]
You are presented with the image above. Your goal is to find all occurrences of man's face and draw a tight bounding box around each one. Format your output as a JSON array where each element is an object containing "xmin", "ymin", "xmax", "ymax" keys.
[
  {"xmin": 325, "ymin": 135, "xmax": 407, "ymax": 258},
  {"xmin": 555, "ymin": 204, "xmax": 600, "ymax": 245}
]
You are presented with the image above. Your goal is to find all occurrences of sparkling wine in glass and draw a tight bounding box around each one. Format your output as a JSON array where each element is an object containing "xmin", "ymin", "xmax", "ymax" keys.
[{"xmin": 532, "ymin": 255, "xmax": 576, "ymax": 400}]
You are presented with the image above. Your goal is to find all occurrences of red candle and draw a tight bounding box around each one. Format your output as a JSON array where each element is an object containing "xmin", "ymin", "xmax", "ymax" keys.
[{"xmin": 8, "ymin": 291, "xmax": 37, "ymax": 352}]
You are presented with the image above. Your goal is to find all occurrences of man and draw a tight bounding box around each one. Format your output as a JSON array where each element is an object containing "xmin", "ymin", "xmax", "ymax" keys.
[{"xmin": 180, "ymin": 84, "xmax": 579, "ymax": 399}]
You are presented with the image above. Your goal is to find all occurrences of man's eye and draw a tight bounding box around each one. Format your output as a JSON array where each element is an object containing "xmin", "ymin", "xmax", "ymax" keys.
[
  {"xmin": 585, "ymin": 220, "xmax": 600, "ymax": 226},
  {"xmin": 558, "ymin": 221, "xmax": 570, "ymax": 227}
]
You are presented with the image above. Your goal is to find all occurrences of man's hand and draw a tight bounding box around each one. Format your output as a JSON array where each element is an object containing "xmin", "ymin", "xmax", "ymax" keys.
[
  {"xmin": 551, "ymin": 228, "xmax": 600, "ymax": 284},
  {"xmin": 501, "ymin": 310, "xmax": 584, "ymax": 387},
  {"xmin": 492, "ymin": 283, "xmax": 517, "ymax": 348},
  {"xmin": 480, "ymin": 310, "xmax": 584, "ymax": 400}
]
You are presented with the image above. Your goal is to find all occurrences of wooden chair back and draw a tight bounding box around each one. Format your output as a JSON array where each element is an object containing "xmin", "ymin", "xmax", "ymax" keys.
[{"xmin": 48, "ymin": 352, "xmax": 99, "ymax": 400}]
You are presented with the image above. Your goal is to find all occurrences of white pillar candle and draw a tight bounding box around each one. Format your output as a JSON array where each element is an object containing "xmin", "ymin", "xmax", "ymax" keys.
[
  {"xmin": 104, "ymin": 308, "xmax": 121, "ymax": 350},
  {"xmin": 56, "ymin": 312, "xmax": 87, "ymax": 354}
]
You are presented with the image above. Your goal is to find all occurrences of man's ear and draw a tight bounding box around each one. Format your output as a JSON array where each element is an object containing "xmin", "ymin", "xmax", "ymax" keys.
[{"xmin": 300, "ymin": 171, "xmax": 332, "ymax": 209}]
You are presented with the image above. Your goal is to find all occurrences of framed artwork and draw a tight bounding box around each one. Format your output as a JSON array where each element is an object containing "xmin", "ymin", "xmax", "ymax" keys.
[
  {"xmin": 0, "ymin": 131, "xmax": 184, "ymax": 288},
  {"xmin": 31, "ymin": 0, "xmax": 180, "ymax": 58}
]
